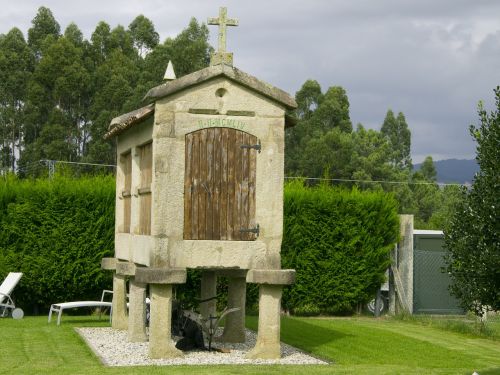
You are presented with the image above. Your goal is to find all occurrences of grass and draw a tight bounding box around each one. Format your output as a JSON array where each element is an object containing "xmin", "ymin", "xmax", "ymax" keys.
[
  {"xmin": 1, "ymin": 314, "xmax": 499, "ymax": 375},
  {"xmin": 391, "ymin": 312, "xmax": 500, "ymax": 340}
]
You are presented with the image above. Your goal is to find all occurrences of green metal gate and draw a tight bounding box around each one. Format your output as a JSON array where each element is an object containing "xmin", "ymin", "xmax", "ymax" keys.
[{"xmin": 413, "ymin": 231, "xmax": 463, "ymax": 314}]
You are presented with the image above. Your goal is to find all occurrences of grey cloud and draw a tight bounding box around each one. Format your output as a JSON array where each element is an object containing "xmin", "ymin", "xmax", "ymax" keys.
[{"xmin": 1, "ymin": 0, "xmax": 499, "ymax": 162}]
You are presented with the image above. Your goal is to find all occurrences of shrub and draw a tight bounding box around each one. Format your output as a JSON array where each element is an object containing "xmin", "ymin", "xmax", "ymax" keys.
[
  {"xmin": 0, "ymin": 174, "xmax": 115, "ymax": 313},
  {"xmin": 0, "ymin": 175, "xmax": 399, "ymax": 316},
  {"xmin": 281, "ymin": 180, "xmax": 399, "ymax": 314}
]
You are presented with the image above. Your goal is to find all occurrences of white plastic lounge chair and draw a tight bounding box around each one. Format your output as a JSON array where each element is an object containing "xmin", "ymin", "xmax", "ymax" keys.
[
  {"xmin": 48, "ymin": 290, "xmax": 113, "ymax": 326},
  {"xmin": 0, "ymin": 272, "xmax": 24, "ymax": 319}
]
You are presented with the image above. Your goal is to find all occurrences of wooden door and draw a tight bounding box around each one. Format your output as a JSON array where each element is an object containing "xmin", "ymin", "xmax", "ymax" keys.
[{"xmin": 184, "ymin": 127, "xmax": 258, "ymax": 240}]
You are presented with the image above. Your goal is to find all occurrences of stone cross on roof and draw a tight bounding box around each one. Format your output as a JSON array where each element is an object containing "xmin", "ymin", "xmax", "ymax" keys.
[{"xmin": 208, "ymin": 7, "xmax": 238, "ymax": 66}]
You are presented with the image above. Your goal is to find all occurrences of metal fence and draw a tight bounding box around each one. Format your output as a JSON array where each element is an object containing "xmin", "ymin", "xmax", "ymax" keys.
[{"xmin": 413, "ymin": 233, "xmax": 463, "ymax": 315}]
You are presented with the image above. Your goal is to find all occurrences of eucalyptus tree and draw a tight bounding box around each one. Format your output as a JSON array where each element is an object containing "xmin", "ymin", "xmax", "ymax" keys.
[
  {"xmin": 0, "ymin": 28, "xmax": 34, "ymax": 171},
  {"xmin": 381, "ymin": 109, "xmax": 412, "ymax": 170},
  {"xmin": 27, "ymin": 6, "xmax": 60, "ymax": 59},
  {"xmin": 128, "ymin": 15, "xmax": 159, "ymax": 57}
]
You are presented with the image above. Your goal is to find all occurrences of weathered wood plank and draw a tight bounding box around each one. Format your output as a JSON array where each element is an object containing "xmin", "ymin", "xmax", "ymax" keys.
[
  {"xmin": 219, "ymin": 127, "xmax": 228, "ymax": 240},
  {"xmin": 212, "ymin": 128, "xmax": 222, "ymax": 239},
  {"xmin": 206, "ymin": 128, "xmax": 215, "ymax": 239},
  {"xmin": 240, "ymin": 132, "xmax": 250, "ymax": 240},
  {"xmin": 226, "ymin": 128, "xmax": 236, "ymax": 240},
  {"xmin": 139, "ymin": 143, "xmax": 153, "ymax": 235},
  {"xmin": 123, "ymin": 152, "xmax": 132, "ymax": 233},
  {"xmin": 198, "ymin": 129, "xmax": 207, "ymax": 239},
  {"xmin": 248, "ymin": 134, "xmax": 257, "ymax": 240},
  {"xmin": 140, "ymin": 193, "xmax": 152, "ymax": 235},
  {"xmin": 233, "ymin": 130, "xmax": 243, "ymax": 240},
  {"xmin": 192, "ymin": 131, "xmax": 200, "ymax": 239},
  {"xmin": 123, "ymin": 197, "xmax": 131, "ymax": 233},
  {"xmin": 140, "ymin": 142, "xmax": 152, "ymax": 187},
  {"xmin": 184, "ymin": 133, "xmax": 193, "ymax": 239}
]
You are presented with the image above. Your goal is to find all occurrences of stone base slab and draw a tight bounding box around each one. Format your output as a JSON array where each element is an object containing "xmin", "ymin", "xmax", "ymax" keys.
[
  {"xmin": 246, "ymin": 269, "xmax": 295, "ymax": 285},
  {"xmin": 135, "ymin": 268, "xmax": 187, "ymax": 284},
  {"xmin": 101, "ymin": 257, "xmax": 117, "ymax": 270},
  {"xmin": 116, "ymin": 261, "xmax": 137, "ymax": 276}
]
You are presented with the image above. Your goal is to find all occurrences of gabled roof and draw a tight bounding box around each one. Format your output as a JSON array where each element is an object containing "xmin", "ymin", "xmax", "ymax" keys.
[
  {"xmin": 105, "ymin": 64, "xmax": 298, "ymax": 139},
  {"xmin": 104, "ymin": 104, "xmax": 155, "ymax": 140},
  {"xmin": 143, "ymin": 63, "xmax": 297, "ymax": 110}
]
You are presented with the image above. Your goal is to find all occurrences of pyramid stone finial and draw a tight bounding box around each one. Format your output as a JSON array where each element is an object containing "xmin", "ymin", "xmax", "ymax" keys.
[
  {"xmin": 163, "ymin": 60, "xmax": 176, "ymax": 81},
  {"xmin": 208, "ymin": 7, "xmax": 238, "ymax": 66}
]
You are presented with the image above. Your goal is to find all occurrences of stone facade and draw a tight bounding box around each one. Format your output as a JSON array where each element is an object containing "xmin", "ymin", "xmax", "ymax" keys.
[{"xmin": 102, "ymin": 62, "xmax": 296, "ymax": 359}]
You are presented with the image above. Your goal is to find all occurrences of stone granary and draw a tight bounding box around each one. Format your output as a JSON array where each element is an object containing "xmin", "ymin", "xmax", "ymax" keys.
[{"xmin": 101, "ymin": 7, "xmax": 296, "ymax": 359}]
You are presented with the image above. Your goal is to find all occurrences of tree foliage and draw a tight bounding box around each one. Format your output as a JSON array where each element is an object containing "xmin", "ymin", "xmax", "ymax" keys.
[
  {"xmin": 285, "ymin": 78, "xmax": 461, "ymax": 230},
  {"xmin": 0, "ymin": 28, "xmax": 34, "ymax": 171},
  {"xmin": 27, "ymin": 6, "xmax": 60, "ymax": 59},
  {"xmin": 445, "ymin": 87, "xmax": 500, "ymax": 315},
  {"xmin": 381, "ymin": 109, "xmax": 412, "ymax": 170},
  {"xmin": 128, "ymin": 15, "xmax": 159, "ymax": 57},
  {"xmin": 1, "ymin": 7, "xmax": 212, "ymax": 174}
]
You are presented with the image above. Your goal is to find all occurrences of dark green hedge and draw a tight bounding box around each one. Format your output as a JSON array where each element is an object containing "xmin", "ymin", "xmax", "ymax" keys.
[
  {"xmin": 281, "ymin": 181, "xmax": 399, "ymax": 315},
  {"xmin": 0, "ymin": 176, "xmax": 398, "ymax": 315},
  {"xmin": 0, "ymin": 175, "xmax": 115, "ymax": 313}
]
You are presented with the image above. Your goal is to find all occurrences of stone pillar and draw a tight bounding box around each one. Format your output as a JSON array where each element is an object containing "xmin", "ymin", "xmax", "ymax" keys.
[
  {"xmin": 246, "ymin": 284, "xmax": 282, "ymax": 359},
  {"xmin": 149, "ymin": 284, "xmax": 182, "ymax": 358},
  {"xmin": 388, "ymin": 266, "xmax": 396, "ymax": 315},
  {"xmin": 245, "ymin": 269, "xmax": 295, "ymax": 360},
  {"xmin": 200, "ymin": 271, "xmax": 217, "ymax": 320},
  {"xmin": 389, "ymin": 215, "xmax": 414, "ymax": 314},
  {"xmin": 221, "ymin": 277, "xmax": 246, "ymax": 343},
  {"xmin": 128, "ymin": 278, "xmax": 147, "ymax": 342},
  {"xmin": 112, "ymin": 273, "xmax": 128, "ymax": 330}
]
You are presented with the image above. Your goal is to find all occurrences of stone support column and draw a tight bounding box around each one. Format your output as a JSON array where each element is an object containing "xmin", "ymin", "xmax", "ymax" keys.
[
  {"xmin": 221, "ymin": 277, "xmax": 246, "ymax": 343},
  {"xmin": 112, "ymin": 273, "xmax": 128, "ymax": 330},
  {"xmin": 246, "ymin": 284, "xmax": 282, "ymax": 359},
  {"xmin": 200, "ymin": 271, "xmax": 217, "ymax": 320},
  {"xmin": 245, "ymin": 269, "xmax": 295, "ymax": 359},
  {"xmin": 149, "ymin": 284, "xmax": 182, "ymax": 358},
  {"xmin": 128, "ymin": 278, "xmax": 147, "ymax": 342},
  {"xmin": 135, "ymin": 268, "xmax": 186, "ymax": 359}
]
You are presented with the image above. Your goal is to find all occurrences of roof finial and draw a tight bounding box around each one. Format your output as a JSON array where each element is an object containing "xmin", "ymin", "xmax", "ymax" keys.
[
  {"xmin": 208, "ymin": 7, "xmax": 238, "ymax": 66},
  {"xmin": 163, "ymin": 60, "xmax": 176, "ymax": 81}
]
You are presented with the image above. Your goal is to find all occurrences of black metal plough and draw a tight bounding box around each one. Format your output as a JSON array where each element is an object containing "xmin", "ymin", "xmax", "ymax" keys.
[{"xmin": 172, "ymin": 296, "xmax": 240, "ymax": 352}]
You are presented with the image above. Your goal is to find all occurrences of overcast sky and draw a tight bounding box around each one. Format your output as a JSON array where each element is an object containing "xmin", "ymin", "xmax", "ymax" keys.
[{"xmin": 1, "ymin": 1, "xmax": 499, "ymax": 163}]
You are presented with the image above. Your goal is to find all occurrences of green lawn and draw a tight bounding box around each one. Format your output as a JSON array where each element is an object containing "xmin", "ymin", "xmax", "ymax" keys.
[{"xmin": 1, "ymin": 315, "xmax": 499, "ymax": 375}]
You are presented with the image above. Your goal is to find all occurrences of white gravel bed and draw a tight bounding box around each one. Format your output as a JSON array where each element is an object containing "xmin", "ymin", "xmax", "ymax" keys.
[{"xmin": 77, "ymin": 327, "xmax": 329, "ymax": 366}]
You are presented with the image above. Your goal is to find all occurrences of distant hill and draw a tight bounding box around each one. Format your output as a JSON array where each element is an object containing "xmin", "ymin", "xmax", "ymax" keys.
[{"xmin": 414, "ymin": 158, "xmax": 479, "ymax": 184}]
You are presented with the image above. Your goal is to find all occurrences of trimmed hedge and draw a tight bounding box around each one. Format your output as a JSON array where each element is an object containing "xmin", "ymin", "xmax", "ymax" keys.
[
  {"xmin": 281, "ymin": 181, "xmax": 399, "ymax": 315},
  {"xmin": 0, "ymin": 175, "xmax": 115, "ymax": 313},
  {"xmin": 0, "ymin": 176, "xmax": 399, "ymax": 315}
]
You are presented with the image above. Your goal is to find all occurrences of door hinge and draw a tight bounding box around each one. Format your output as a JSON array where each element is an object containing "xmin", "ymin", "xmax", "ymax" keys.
[
  {"xmin": 239, "ymin": 224, "xmax": 260, "ymax": 237},
  {"xmin": 240, "ymin": 140, "xmax": 261, "ymax": 153}
]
